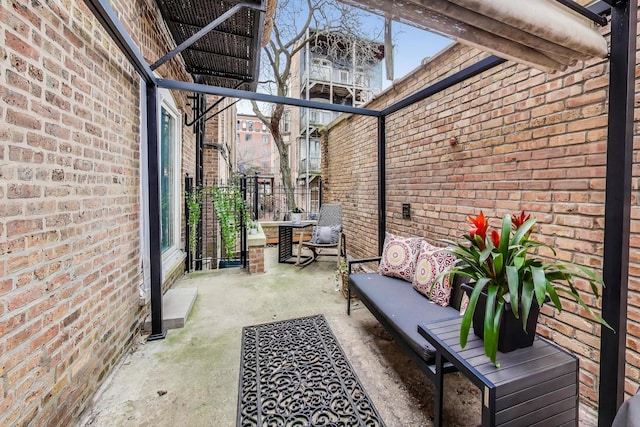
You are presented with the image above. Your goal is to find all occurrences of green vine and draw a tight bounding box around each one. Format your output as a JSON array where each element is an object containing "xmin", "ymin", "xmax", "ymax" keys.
[
  {"xmin": 186, "ymin": 187, "xmax": 203, "ymax": 256},
  {"xmin": 211, "ymin": 186, "xmax": 249, "ymax": 258}
]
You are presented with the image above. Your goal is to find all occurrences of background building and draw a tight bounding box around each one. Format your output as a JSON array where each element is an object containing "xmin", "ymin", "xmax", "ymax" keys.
[
  {"xmin": 285, "ymin": 31, "xmax": 384, "ymax": 214},
  {"xmin": 236, "ymin": 113, "xmax": 276, "ymax": 176}
]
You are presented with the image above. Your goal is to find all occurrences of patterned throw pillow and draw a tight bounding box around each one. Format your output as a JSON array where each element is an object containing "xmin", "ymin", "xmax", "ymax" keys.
[
  {"xmin": 412, "ymin": 241, "xmax": 457, "ymax": 307},
  {"xmin": 377, "ymin": 232, "xmax": 421, "ymax": 282},
  {"xmin": 459, "ymin": 293, "xmax": 470, "ymax": 316}
]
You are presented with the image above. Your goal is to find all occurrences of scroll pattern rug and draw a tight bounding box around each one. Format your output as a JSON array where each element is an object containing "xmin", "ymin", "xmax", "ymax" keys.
[{"xmin": 237, "ymin": 314, "xmax": 385, "ymax": 427}]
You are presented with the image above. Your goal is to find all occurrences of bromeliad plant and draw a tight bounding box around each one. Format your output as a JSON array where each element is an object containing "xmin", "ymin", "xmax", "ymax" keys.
[{"xmin": 441, "ymin": 211, "xmax": 611, "ymax": 364}]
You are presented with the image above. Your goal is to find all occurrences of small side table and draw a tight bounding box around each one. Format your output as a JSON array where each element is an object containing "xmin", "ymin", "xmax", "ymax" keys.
[
  {"xmin": 278, "ymin": 221, "xmax": 314, "ymax": 264},
  {"xmin": 418, "ymin": 317, "xmax": 578, "ymax": 427}
]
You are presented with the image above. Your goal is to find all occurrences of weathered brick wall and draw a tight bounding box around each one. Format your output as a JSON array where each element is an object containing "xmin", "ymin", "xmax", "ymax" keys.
[
  {"xmin": 325, "ymin": 21, "xmax": 637, "ymax": 413},
  {"xmin": 0, "ymin": 0, "xmax": 195, "ymax": 425}
]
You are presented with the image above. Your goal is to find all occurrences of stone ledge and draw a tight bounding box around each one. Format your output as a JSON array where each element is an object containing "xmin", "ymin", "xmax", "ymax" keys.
[
  {"xmin": 143, "ymin": 287, "xmax": 198, "ymax": 331},
  {"xmin": 247, "ymin": 222, "xmax": 266, "ymax": 247}
]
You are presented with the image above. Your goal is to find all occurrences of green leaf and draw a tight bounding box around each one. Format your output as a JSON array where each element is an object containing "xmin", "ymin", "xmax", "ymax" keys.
[
  {"xmin": 510, "ymin": 217, "xmax": 536, "ymax": 245},
  {"xmin": 460, "ymin": 278, "xmax": 489, "ymax": 348},
  {"xmin": 531, "ymin": 266, "xmax": 547, "ymax": 307},
  {"xmin": 493, "ymin": 252, "xmax": 503, "ymax": 277},
  {"xmin": 484, "ymin": 284, "xmax": 502, "ymax": 365},
  {"xmin": 520, "ymin": 279, "xmax": 534, "ymax": 331},
  {"xmin": 545, "ymin": 281, "xmax": 562, "ymax": 311},
  {"xmin": 506, "ymin": 265, "xmax": 520, "ymax": 318},
  {"xmin": 514, "ymin": 256, "xmax": 525, "ymax": 270},
  {"xmin": 479, "ymin": 246, "xmax": 492, "ymax": 264},
  {"xmin": 569, "ymin": 290, "xmax": 613, "ymax": 331},
  {"xmin": 499, "ymin": 214, "xmax": 511, "ymax": 255}
]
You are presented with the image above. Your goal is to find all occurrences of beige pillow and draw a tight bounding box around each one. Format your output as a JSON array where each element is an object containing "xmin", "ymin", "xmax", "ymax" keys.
[
  {"xmin": 377, "ymin": 232, "xmax": 421, "ymax": 282},
  {"xmin": 412, "ymin": 241, "xmax": 457, "ymax": 307}
]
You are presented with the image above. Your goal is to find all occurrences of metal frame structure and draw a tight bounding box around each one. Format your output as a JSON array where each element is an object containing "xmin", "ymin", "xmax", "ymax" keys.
[{"xmin": 82, "ymin": 0, "xmax": 635, "ymax": 423}]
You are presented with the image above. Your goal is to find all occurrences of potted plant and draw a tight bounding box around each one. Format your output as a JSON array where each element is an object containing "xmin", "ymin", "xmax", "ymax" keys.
[
  {"xmin": 248, "ymin": 220, "xmax": 258, "ymax": 235},
  {"xmin": 211, "ymin": 186, "xmax": 247, "ymax": 267},
  {"xmin": 291, "ymin": 206, "xmax": 303, "ymax": 225},
  {"xmin": 440, "ymin": 211, "xmax": 611, "ymax": 365}
]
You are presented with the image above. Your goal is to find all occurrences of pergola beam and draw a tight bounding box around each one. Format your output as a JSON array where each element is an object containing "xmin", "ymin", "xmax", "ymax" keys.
[
  {"xmin": 381, "ymin": 55, "xmax": 507, "ymax": 117},
  {"xmin": 157, "ymin": 78, "xmax": 381, "ymax": 117},
  {"xmin": 82, "ymin": 0, "xmax": 155, "ymax": 83}
]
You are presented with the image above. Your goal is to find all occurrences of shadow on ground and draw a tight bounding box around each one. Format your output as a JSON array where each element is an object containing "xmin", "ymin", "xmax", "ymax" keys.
[{"xmin": 78, "ymin": 247, "xmax": 481, "ymax": 426}]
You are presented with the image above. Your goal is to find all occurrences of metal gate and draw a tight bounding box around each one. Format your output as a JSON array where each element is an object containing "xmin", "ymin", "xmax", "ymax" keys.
[{"xmin": 185, "ymin": 176, "xmax": 248, "ymax": 271}]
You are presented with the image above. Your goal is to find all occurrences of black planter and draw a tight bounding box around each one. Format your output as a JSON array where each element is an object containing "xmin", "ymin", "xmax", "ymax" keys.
[
  {"xmin": 218, "ymin": 259, "xmax": 242, "ymax": 269},
  {"xmin": 461, "ymin": 283, "xmax": 542, "ymax": 353}
]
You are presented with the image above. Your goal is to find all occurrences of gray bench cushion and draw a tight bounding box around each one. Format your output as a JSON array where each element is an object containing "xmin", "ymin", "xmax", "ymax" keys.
[{"xmin": 349, "ymin": 273, "xmax": 461, "ymax": 362}]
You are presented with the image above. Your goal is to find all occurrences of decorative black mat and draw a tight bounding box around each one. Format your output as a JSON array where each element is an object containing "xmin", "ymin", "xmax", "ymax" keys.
[{"xmin": 237, "ymin": 314, "xmax": 385, "ymax": 427}]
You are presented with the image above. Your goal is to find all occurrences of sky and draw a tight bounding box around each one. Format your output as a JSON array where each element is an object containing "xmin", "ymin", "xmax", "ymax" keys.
[
  {"xmin": 381, "ymin": 21, "xmax": 452, "ymax": 88},
  {"xmin": 237, "ymin": 19, "xmax": 452, "ymax": 114}
]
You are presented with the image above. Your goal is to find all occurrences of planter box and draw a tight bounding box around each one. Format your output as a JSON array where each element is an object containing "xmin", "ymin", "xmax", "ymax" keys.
[{"xmin": 219, "ymin": 260, "xmax": 243, "ymax": 269}]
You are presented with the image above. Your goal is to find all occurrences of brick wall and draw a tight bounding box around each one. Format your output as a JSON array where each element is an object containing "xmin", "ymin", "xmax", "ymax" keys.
[
  {"xmin": 325, "ymin": 18, "xmax": 639, "ymax": 413},
  {"xmin": 0, "ymin": 0, "xmax": 195, "ymax": 425}
]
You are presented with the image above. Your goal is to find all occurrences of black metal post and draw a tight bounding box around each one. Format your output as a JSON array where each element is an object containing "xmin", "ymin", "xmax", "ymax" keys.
[
  {"xmin": 185, "ymin": 174, "xmax": 193, "ymax": 272},
  {"xmin": 195, "ymin": 94, "xmax": 204, "ymax": 271},
  {"xmin": 240, "ymin": 176, "xmax": 248, "ymax": 268},
  {"xmin": 318, "ymin": 178, "xmax": 323, "ymax": 208},
  {"xmin": 598, "ymin": 1, "xmax": 636, "ymax": 424},
  {"xmin": 146, "ymin": 82, "xmax": 167, "ymax": 341},
  {"xmin": 253, "ymin": 172, "xmax": 259, "ymax": 221},
  {"xmin": 377, "ymin": 116, "xmax": 386, "ymax": 256}
]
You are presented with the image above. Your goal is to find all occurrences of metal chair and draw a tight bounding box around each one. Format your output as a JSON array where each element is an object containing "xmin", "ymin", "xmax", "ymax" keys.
[{"xmin": 296, "ymin": 204, "xmax": 346, "ymax": 267}]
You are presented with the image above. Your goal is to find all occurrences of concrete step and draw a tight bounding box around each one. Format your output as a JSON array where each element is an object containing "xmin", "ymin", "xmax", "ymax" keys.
[{"xmin": 144, "ymin": 287, "xmax": 198, "ymax": 331}]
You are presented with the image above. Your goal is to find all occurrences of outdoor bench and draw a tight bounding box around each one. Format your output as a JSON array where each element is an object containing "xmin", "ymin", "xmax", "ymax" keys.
[
  {"xmin": 347, "ymin": 256, "xmax": 580, "ymax": 426},
  {"xmin": 346, "ymin": 256, "xmax": 467, "ymax": 383}
]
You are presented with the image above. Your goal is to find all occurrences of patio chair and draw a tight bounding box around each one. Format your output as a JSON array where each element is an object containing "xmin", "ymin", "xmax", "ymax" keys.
[{"xmin": 296, "ymin": 204, "xmax": 346, "ymax": 267}]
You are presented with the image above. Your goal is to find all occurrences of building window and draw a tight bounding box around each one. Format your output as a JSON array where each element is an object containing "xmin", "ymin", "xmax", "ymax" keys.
[
  {"xmin": 236, "ymin": 120, "xmax": 240, "ymax": 130},
  {"xmin": 262, "ymin": 123, "xmax": 267, "ymax": 132},
  {"xmin": 245, "ymin": 134, "xmax": 252, "ymax": 141},
  {"xmin": 263, "ymin": 135, "xmax": 269, "ymax": 144},
  {"xmin": 242, "ymin": 120, "xmax": 246, "ymax": 130},
  {"xmin": 262, "ymin": 161, "xmax": 269, "ymax": 169},
  {"xmin": 248, "ymin": 121, "xmax": 254, "ymax": 131},
  {"xmin": 160, "ymin": 105, "xmax": 179, "ymax": 253},
  {"xmin": 282, "ymin": 112, "xmax": 290, "ymax": 133}
]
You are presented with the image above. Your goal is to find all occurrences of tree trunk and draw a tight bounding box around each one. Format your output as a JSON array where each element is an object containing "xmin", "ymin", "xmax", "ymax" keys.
[{"xmin": 252, "ymin": 102, "xmax": 297, "ymax": 216}]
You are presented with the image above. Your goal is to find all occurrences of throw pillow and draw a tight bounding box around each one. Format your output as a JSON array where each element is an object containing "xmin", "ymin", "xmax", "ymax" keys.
[
  {"xmin": 459, "ymin": 293, "xmax": 470, "ymax": 316},
  {"xmin": 412, "ymin": 242, "xmax": 457, "ymax": 307},
  {"xmin": 412, "ymin": 240, "xmax": 438, "ymax": 297},
  {"xmin": 312, "ymin": 225, "xmax": 342, "ymax": 244},
  {"xmin": 377, "ymin": 232, "xmax": 421, "ymax": 282}
]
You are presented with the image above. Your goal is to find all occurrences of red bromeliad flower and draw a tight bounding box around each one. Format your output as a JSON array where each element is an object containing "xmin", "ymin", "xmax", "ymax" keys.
[
  {"xmin": 511, "ymin": 210, "xmax": 531, "ymax": 228},
  {"xmin": 468, "ymin": 212, "xmax": 488, "ymax": 240},
  {"xmin": 490, "ymin": 229, "xmax": 500, "ymax": 248}
]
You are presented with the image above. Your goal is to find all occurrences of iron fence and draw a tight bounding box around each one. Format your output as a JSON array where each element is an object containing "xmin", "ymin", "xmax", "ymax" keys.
[
  {"xmin": 185, "ymin": 174, "xmax": 323, "ymax": 272},
  {"xmin": 245, "ymin": 173, "xmax": 323, "ymax": 222},
  {"xmin": 185, "ymin": 176, "xmax": 248, "ymax": 271}
]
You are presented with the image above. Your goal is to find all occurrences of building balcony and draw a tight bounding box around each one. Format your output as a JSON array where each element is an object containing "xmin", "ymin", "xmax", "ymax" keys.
[{"xmin": 299, "ymin": 157, "xmax": 321, "ymax": 173}]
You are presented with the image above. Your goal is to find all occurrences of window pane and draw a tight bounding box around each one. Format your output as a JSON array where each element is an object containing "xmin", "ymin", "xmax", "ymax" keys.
[{"xmin": 161, "ymin": 107, "xmax": 175, "ymax": 252}]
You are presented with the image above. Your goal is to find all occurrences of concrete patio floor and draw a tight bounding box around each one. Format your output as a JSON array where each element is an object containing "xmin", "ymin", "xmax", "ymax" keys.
[{"xmin": 77, "ymin": 247, "xmax": 493, "ymax": 426}]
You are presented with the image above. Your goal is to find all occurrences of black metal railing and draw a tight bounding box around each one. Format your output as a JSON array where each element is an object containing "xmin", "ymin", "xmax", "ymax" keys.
[
  {"xmin": 244, "ymin": 173, "xmax": 322, "ymax": 221},
  {"xmin": 185, "ymin": 173, "xmax": 323, "ymax": 272},
  {"xmin": 185, "ymin": 176, "xmax": 248, "ymax": 271}
]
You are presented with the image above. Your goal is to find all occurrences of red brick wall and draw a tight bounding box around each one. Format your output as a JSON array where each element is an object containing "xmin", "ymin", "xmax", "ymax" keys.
[
  {"xmin": 0, "ymin": 0, "xmax": 195, "ymax": 425},
  {"xmin": 325, "ymin": 20, "xmax": 639, "ymax": 413}
]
